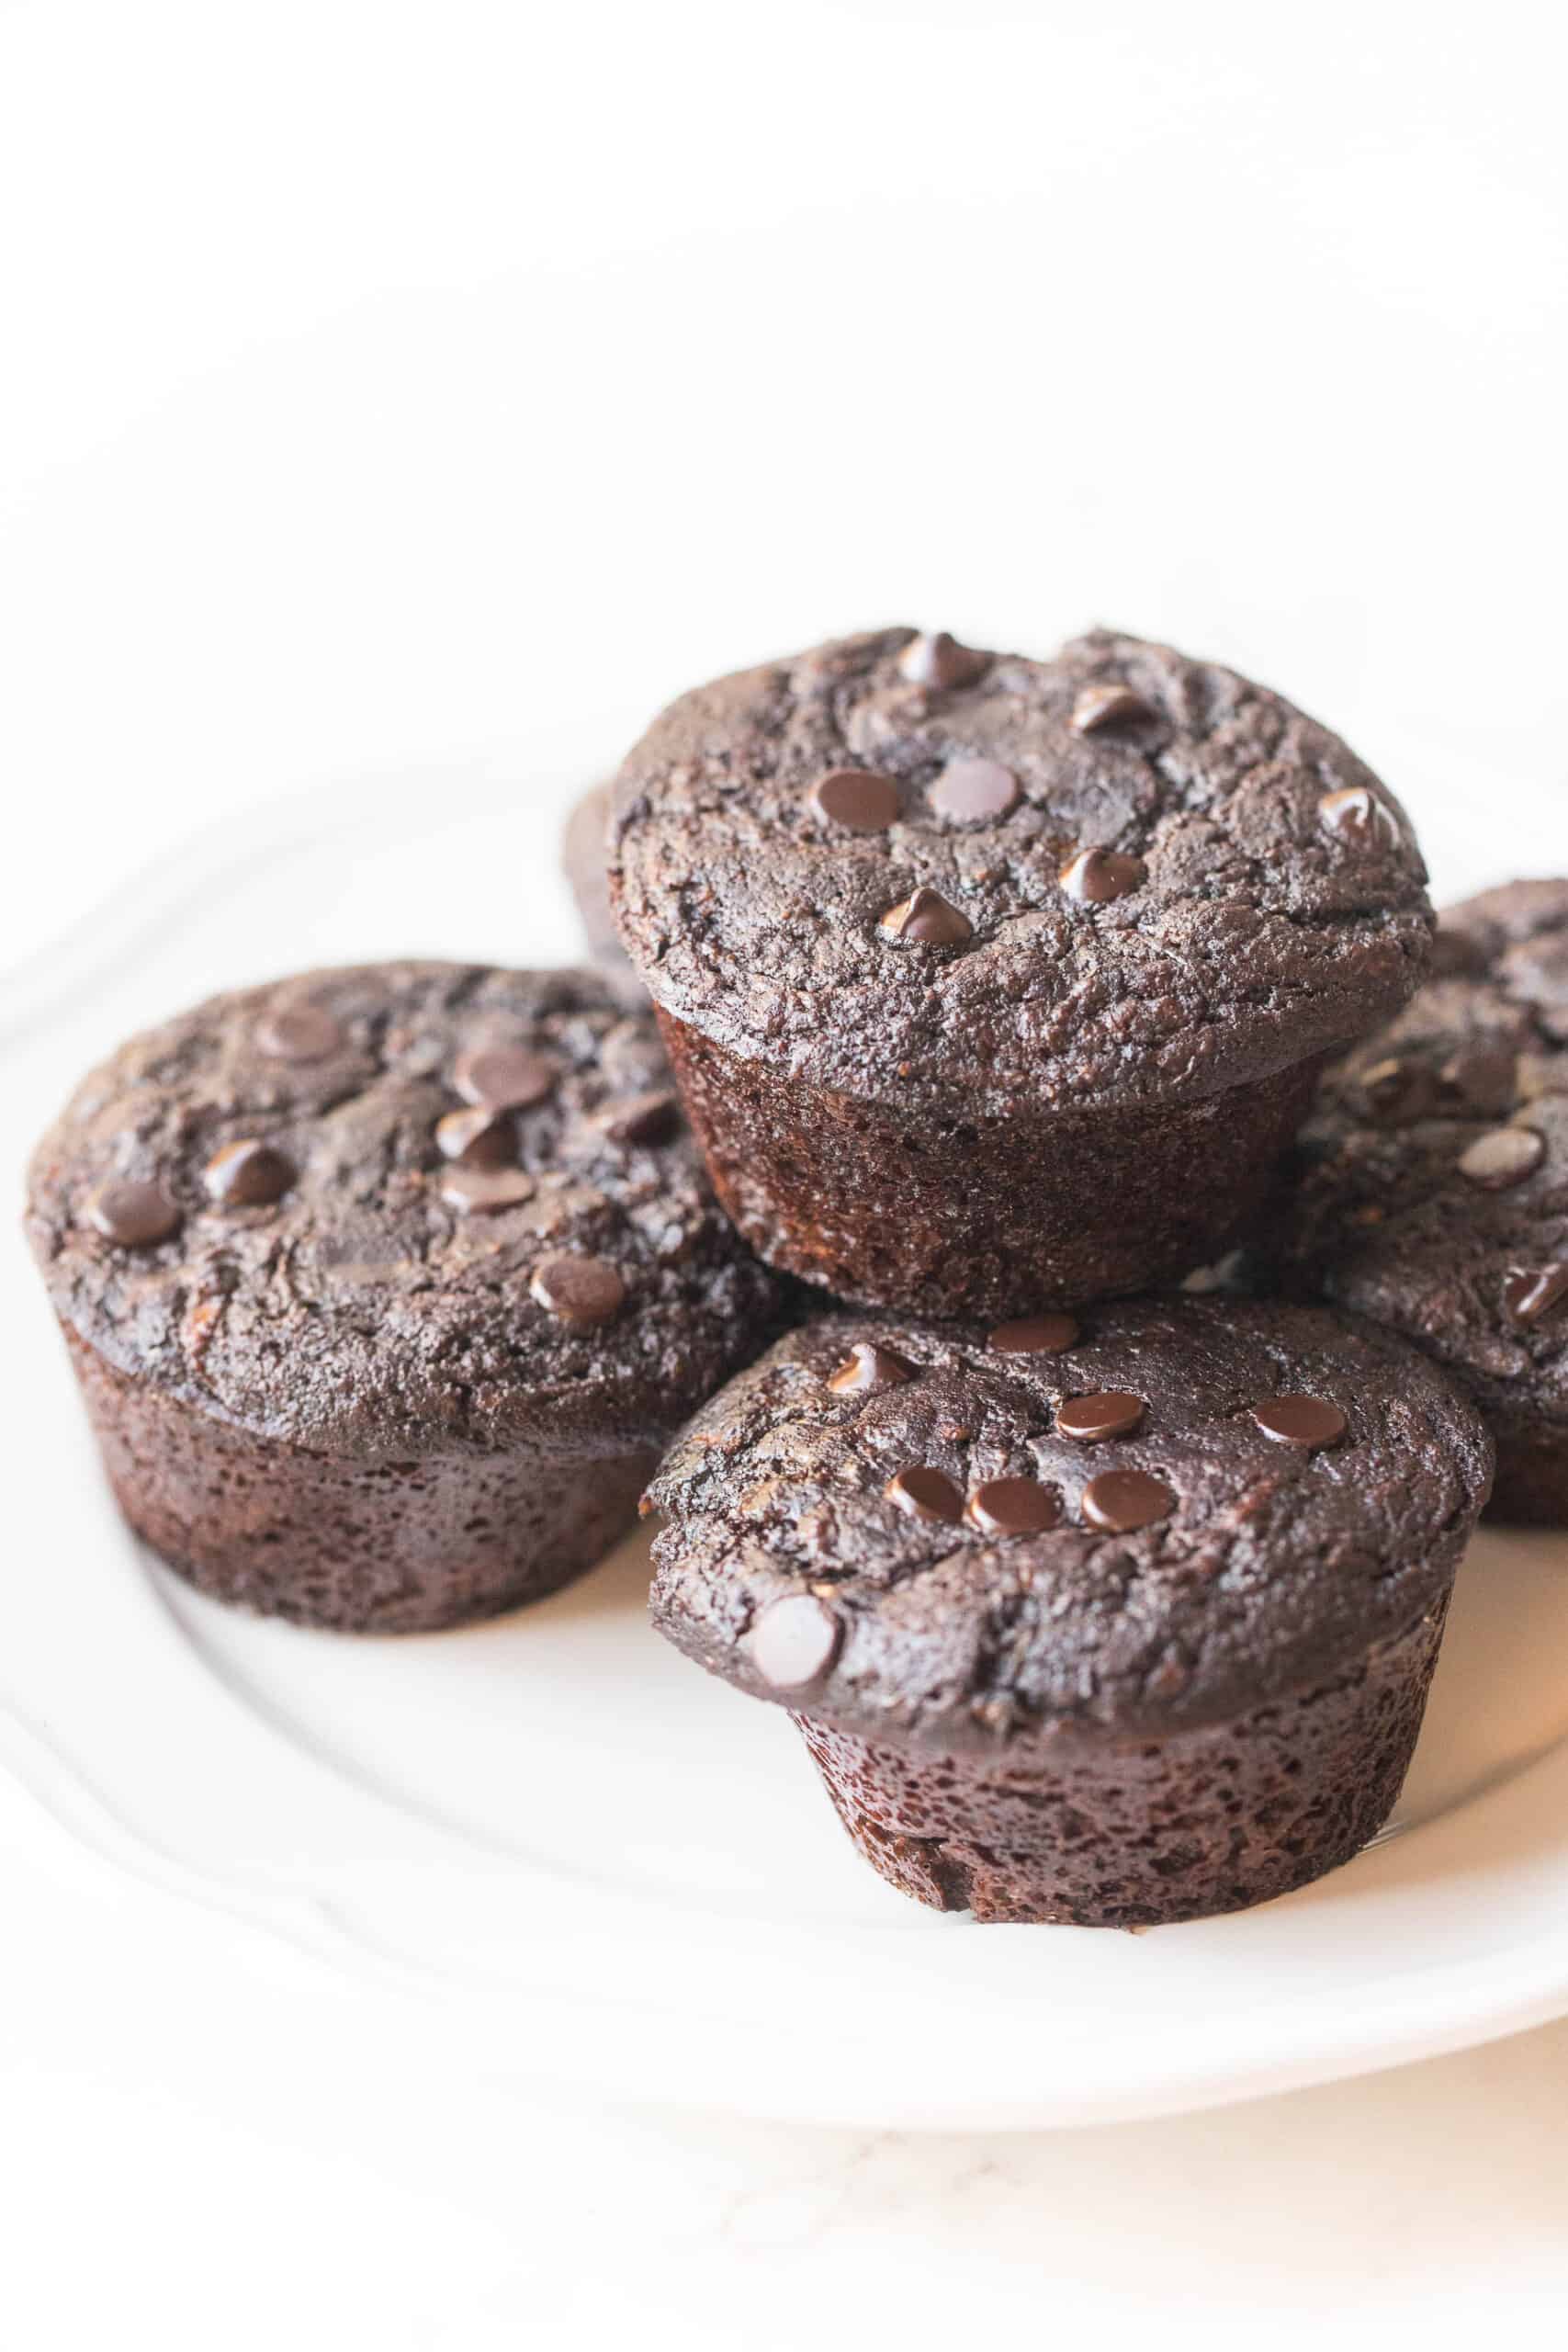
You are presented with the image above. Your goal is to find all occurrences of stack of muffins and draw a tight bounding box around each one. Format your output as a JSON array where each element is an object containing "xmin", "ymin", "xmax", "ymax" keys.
[{"xmin": 39, "ymin": 622, "xmax": 1565, "ymax": 1929}]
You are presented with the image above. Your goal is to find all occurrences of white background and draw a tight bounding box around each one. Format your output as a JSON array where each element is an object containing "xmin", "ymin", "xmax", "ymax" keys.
[{"xmin": 4, "ymin": 2, "xmax": 1568, "ymax": 2345}]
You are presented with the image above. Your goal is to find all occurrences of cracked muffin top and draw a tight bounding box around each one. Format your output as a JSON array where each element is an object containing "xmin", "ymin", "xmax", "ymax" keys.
[
  {"xmin": 609, "ymin": 627, "xmax": 1433, "ymax": 1117},
  {"xmin": 26, "ymin": 962, "xmax": 780, "ymax": 1455},
  {"xmin": 647, "ymin": 1298, "xmax": 1491, "ymax": 1748},
  {"xmin": 1278, "ymin": 879, "xmax": 1568, "ymax": 1446}
]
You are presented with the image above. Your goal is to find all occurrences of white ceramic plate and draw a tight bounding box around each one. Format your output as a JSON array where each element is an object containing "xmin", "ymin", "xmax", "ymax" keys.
[{"xmin": 6, "ymin": 750, "xmax": 1568, "ymax": 2132}]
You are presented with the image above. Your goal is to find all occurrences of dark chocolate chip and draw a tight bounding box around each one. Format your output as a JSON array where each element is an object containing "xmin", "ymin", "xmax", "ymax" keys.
[
  {"xmin": 810, "ymin": 769, "xmax": 902, "ymax": 832},
  {"xmin": 1071, "ymin": 683, "xmax": 1154, "ymax": 733},
  {"xmin": 1503, "ymin": 1265, "xmax": 1568, "ymax": 1327},
  {"xmin": 1359, "ymin": 1057, "xmax": 1437, "ymax": 1126},
  {"xmin": 987, "ymin": 1312, "xmax": 1080, "ymax": 1355},
  {"xmin": 453, "ymin": 1047, "xmax": 558, "ymax": 1111},
  {"xmin": 85, "ymin": 1180, "xmax": 181, "ymax": 1249},
  {"xmin": 964, "ymin": 1477, "xmax": 1062, "ymax": 1535},
  {"xmin": 1059, "ymin": 846, "xmax": 1146, "ymax": 903},
  {"xmin": 255, "ymin": 1005, "xmax": 344, "ymax": 1063},
  {"xmin": 1057, "ymin": 1391, "xmax": 1145, "ymax": 1442},
  {"xmin": 1249, "ymin": 1395, "xmax": 1348, "ymax": 1451},
  {"xmin": 1081, "ymin": 1469, "xmax": 1175, "ymax": 1532},
  {"xmin": 435, "ymin": 1105, "xmax": 515, "ymax": 1166},
  {"xmin": 827, "ymin": 1341, "xmax": 917, "ymax": 1395},
  {"xmin": 595, "ymin": 1089, "xmax": 681, "ymax": 1146},
  {"xmin": 440, "ymin": 1165, "xmax": 536, "ymax": 1215},
  {"xmin": 897, "ymin": 632, "xmax": 989, "ymax": 691},
  {"xmin": 929, "ymin": 759, "xmax": 1019, "ymax": 824},
  {"xmin": 530, "ymin": 1251, "xmax": 626, "ymax": 1326},
  {"xmin": 885, "ymin": 1465, "xmax": 964, "ymax": 1523},
  {"xmin": 750, "ymin": 1592, "xmax": 841, "ymax": 1689},
  {"xmin": 1319, "ymin": 786, "xmax": 1399, "ymax": 847},
  {"xmin": 1457, "ymin": 1126, "xmax": 1544, "ymax": 1189},
  {"xmin": 1438, "ymin": 1046, "xmax": 1518, "ymax": 1118},
  {"xmin": 202, "ymin": 1139, "xmax": 296, "ymax": 1208},
  {"xmin": 879, "ymin": 886, "xmax": 973, "ymax": 946}
]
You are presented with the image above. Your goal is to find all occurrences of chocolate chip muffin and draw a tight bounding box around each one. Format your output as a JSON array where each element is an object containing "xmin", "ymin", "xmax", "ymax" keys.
[
  {"xmin": 27, "ymin": 963, "xmax": 780, "ymax": 1632},
  {"xmin": 562, "ymin": 781, "xmax": 641, "ymax": 1000},
  {"xmin": 648, "ymin": 1298, "xmax": 1491, "ymax": 1926},
  {"xmin": 1275, "ymin": 878, "xmax": 1568, "ymax": 1522},
  {"xmin": 609, "ymin": 627, "xmax": 1433, "ymax": 1317}
]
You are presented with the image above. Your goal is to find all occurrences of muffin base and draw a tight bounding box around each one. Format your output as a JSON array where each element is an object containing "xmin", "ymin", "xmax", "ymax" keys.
[
  {"xmin": 657, "ymin": 1012, "xmax": 1322, "ymax": 1317},
  {"xmin": 64, "ymin": 1328, "xmax": 652, "ymax": 1634},
  {"xmin": 794, "ymin": 1598, "xmax": 1448, "ymax": 1927}
]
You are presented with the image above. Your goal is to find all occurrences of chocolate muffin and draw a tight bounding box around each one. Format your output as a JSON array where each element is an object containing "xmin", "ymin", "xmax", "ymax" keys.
[
  {"xmin": 648, "ymin": 1298, "xmax": 1491, "ymax": 1926},
  {"xmin": 609, "ymin": 627, "xmax": 1432, "ymax": 1317},
  {"xmin": 1275, "ymin": 878, "xmax": 1568, "ymax": 1522},
  {"xmin": 562, "ymin": 781, "xmax": 641, "ymax": 1000},
  {"xmin": 27, "ymin": 962, "xmax": 779, "ymax": 1632}
]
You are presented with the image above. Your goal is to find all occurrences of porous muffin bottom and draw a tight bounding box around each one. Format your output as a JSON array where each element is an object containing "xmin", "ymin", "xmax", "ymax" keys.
[
  {"xmin": 795, "ymin": 1599, "xmax": 1447, "ymax": 1928},
  {"xmin": 67, "ymin": 1329, "xmax": 652, "ymax": 1634},
  {"xmin": 659, "ymin": 1011, "xmax": 1323, "ymax": 1317}
]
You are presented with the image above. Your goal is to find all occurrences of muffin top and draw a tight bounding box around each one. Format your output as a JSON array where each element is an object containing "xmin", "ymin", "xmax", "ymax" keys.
[
  {"xmin": 647, "ymin": 1297, "xmax": 1490, "ymax": 1749},
  {"xmin": 610, "ymin": 627, "xmax": 1431, "ymax": 1116},
  {"xmin": 27, "ymin": 963, "xmax": 779, "ymax": 1456},
  {"xmin": 1280, "ymin": 878, "xmax": 1568, "ymax": 1443}
]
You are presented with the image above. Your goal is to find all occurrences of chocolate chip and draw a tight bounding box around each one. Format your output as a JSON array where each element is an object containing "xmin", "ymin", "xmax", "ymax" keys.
[
  {"xmin": 595, "ymin": 1089, "xmax": 681, "ymax": 1146},
  {"xmin": 1081, "ymin": 1470, "xmax": 1175, "ymax": 1532},
  {"xmin": 1060, "ymin": 846, "xmax": 1146, "ymax": 903},
  {"xmin": 1438, "ymin": 1047, "xmax": 1518, "ymax": 1119},
  {"xmin": 1056, "ymin": 1391, "xmax": 1145, "ymax": 1442},
  {"xmin": 1071, "ymin": 683, "xmax": 1154, "ymax": 734},
  {"xmin": 810, "ymin": 769, "xmax": 902, "ymax": 832},
  {"xmin": 1249, "ymin": 1395, "xmax": 1347, "ymax": 1451},
  {"xmin": 255, "ymin": 1005, "xmax": 344, "ymax": 1062},
  {"xmin": 750, "ymin": 1592, "xmax": 841, "ymax": 1689},
  {"xmin": 964, "ymin": 1477, "xmax": 1061, "ymax": 1535},
  {"xmin": 897, "ymin": 631, "xmax": 989, "ymax": 691},
  {"xmin": 435, "ymin": 1105, "xmax": 515, "ymax": 1166},
  {"xmin": 929, "ymin": 759, "xmax": 1019, "ymax": 824},
  {"xmin": 1319, "ymin": 786, "xmax": 1399, "ymax": 847},
  {"xmin": 440, "ymin": 1165, "xmax": 536, "ymax": 1215},
  {"xmin": 879, "ymin": 887, "xmax": 973, "ymax": 947},
  {"xmin": 885, "ymin": 1465, "xmax": 964, "ymax": 1523},
  {"xmin": 85, "ymin": 1180, "xmax": 181, "ymax": 1248},
  {"xmin": 1504, "ymin": 1265, "xmax": 1568, "ymax": 1326},
  {"xmin": 202, "ymin": 1139, "xmax": 296, "ymax": 1208},
  {"xmin": 987, "ymin": 1312, "xmax": 1079, "ymax": 1355},
  {"xmin": 1359, "ymin": 1057, "xmax": 1437, "ymax": 1126},
  {"xmin": 827, "ymin": 1342, "xmax": 916, "ymax": 1395},
  {"xmin": 530, "ymin": 1251, "xmax": 626, "ymax": 1326},
  {"xmin": 1457, "ymin": 1126, "xmax": 1544, "ymax": 1190},
  {"xmin": 453, "ymin": 1046, "xmax": 558, "ymax": 1111}
]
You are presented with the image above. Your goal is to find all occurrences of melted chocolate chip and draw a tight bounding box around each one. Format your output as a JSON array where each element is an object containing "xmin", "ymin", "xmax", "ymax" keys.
[
  {"xmin": 453, "ymin": 1047, "xmax": 558, "ymax": 1112},
  {"xmin": 987, "ymin": 1312, "xmax": 1079, "ymax": 1355},
  {"xmin": 1503, "ymin": 1265, "xmax": 1568, "ymax": 1327},
  {"xmin": 1457, "ymin": 1125, "xmax": 1544, "ymax": 1190},
  {"xmin": 1060, "ymin": 846, "xmax": 1146, "ymax": 904},
  {"xmin": 827, "ymin": 1341, "xmax": 916, "ymax": 1395},
  {"xmin": 434, "ymin": 1105, "xmax": 515, "ymax": 1166},
  {"xmin": 1249, "ymin": 1395, "xmax": 1348, "ymax": 1451},
  {"xmin": 85, "ymin": 1180, "xmax": 181, "ymax": 1249},
  {"xmin": 1056, "ymin": 1391, "xmax": 1145, "ymax": 1442},
  {"xmin": 530, "ymin": 1251, "xmax": 627, "ymax": 1326},
  {"xmin": 885, "ymin": 1465, "xmax": 964, "ymax": 1523},
  {"xmin": 1071, "ymin": 683, "xmax": 1154, "ymax": 734},
  {"xmin": 1081, "ymin": 1469, "xmax": 1175, "ymax": 1532},
  {"xmin": 595, "ymin": 1089, "xmax": 681, "ymax": 1146},
  {"xmin": 879, "ymin": 886, "xmax": 973, "ymax": 947},
  {"xmin": 964, "ymin": 1477, "xmax": 1061, "ymax": 1535},
  {"xmin": 810, "ymin": 769, "xmax": 902, "ymax": 832},
  {"xmin": 897, "ymin": 631, "xmax": 989, "ymax": 691},
  {"xmin": 255, "ymin": 1005, "xmax": 344, "ymax": 1063},
  {"xmin": 202, "ymin": 1139, "xmax": 296, "ymax": 1208},
  {"xmin": 1319, "ymin": 786, "xmax": 1398, "ymax": 847},
  {"xmin": 1438, "ymin": 1046, "xmax": 1518, "ymax": 1118},
  {"xmin": 440, "ymin": 1165, "xmax": 536, "ymax": 1216},
  {"xmin": 930, "ymin": 759, "xmax": 1019, "ymax": 825},
  {"xmin": 750, "ymin": 1592, "xmax": 841, "ymax": 1689}
]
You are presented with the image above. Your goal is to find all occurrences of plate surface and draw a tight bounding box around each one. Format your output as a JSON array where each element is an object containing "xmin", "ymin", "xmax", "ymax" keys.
[{"xmin": 6, "ymin": 751, "xmax": 1568, "ymax": 2131}]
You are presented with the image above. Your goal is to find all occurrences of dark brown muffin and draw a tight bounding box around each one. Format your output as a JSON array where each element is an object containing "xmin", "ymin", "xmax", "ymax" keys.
[
  {"xmin": 562, "ymin": 781, "xmax": 641, "ymax": 1000},
  {"xmin": 609, "ymin": 627, "xmax": 1433, "ymax": 1317},
  {"xmin": 1273, "ymin": 878, "xmax": 1568, "ymax": 1521},
  {"xmin": 27, "ymin": 962, "xmax": 780, "ymax": 1632},
  {"xmin": 648, "ymin": 1299, "xmax": 1491, "ymax": 1927}
]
